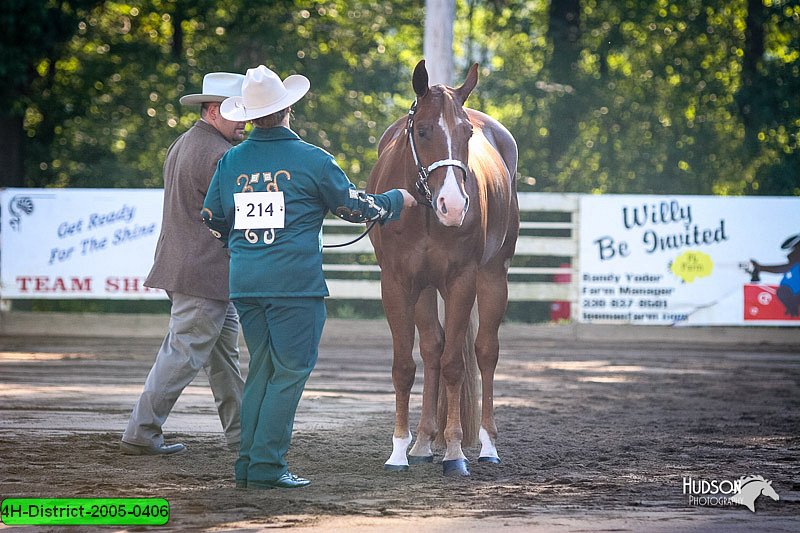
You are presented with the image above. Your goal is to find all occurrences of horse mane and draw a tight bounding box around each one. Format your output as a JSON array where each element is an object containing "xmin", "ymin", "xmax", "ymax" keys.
[
  {"xmin": 440, "ymin": 88, "xmax": 460, "ymax": 132},
  {"xmin": 739, "ymin": 475, "xmax": 768, "ymax": 485},
  {"xmin": 467, "ymin": 113, "xmax": 514, "ymax": 264},
  {"xmin": 370, "ymin": 117, "xmax": 413, "ymax": 195}
]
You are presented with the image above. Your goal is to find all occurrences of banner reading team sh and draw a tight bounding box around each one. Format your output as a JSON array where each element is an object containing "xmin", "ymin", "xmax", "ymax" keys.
[{"xmin": 0, "ymin": 188, "xmax": 166, "ymax": 299}]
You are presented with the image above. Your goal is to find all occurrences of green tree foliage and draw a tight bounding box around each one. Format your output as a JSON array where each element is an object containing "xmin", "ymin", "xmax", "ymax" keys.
[
  {"xmin": 23, "ymin": 1, "xmax": 235, "ymax": 187},
  {"xmin": 0, "ymin": 0, "xmax": 102, "ymax": 185},
  {"xmin": 468, "ymin": 0, "xmax": 798, "ymax": 195},
  {"xmin": 6, "ymin": 0, "xmax": 798, "ymax": 196},
  {"xmin": 216, "ymin": 0, "xmax": 424, "ymax": 188}
]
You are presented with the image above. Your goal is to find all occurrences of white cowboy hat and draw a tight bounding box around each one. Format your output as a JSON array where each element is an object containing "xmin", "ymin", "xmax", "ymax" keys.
[
  {"xmin": 179, "ymin": 72, "xmax": 245, "ymax": 105},
  {"xmin": 220, "ymin": 65, "xmax": 310, "ymax": 121}
]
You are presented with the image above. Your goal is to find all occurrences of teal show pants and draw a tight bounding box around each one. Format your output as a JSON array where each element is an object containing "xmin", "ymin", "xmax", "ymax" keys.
[{"xmin": 233, "ymin": 296, "xmax": 326, "ymax": 483}]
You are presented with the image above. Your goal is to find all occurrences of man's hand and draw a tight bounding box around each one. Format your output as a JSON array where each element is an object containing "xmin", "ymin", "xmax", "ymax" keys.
[{"xmin": 399, "ymin": 189, "xmax": 418, "ymax": 209}]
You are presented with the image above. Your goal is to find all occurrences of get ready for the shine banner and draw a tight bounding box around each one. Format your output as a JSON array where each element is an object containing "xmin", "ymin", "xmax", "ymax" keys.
[{"xmin": 1, "ymin": 188, "xmax": 165, "ymax": 299}]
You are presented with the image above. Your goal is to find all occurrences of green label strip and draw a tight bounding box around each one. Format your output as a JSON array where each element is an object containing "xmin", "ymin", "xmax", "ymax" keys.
[{"xmin": 1, "ymin": 498, "xmax": 169, "ymax": 526}]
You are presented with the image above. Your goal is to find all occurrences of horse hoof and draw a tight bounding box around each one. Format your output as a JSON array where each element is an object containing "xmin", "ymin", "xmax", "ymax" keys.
[
  {"xmin": 383, "ymin": 464, "xmax": 409, "ymax": 472},
  {"xmin": 478, "ymin": 456, "xmax": 501, "ymax": 464},
  {"xmin": 408, "ymin": 455, "xmax": 434, "ymax": 464},
  {"xmin": 442, "ymin": 459, "xmax": 470, "ymax": 477}
]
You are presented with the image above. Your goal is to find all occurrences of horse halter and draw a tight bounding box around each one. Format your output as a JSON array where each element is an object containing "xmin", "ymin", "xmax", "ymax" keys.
[{"xmin": 405, "ymin": 99, "xmax": 470, "ymax": 208}]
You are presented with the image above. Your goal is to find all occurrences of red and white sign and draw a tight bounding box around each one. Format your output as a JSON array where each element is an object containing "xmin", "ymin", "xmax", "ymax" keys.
[{"xmin": 743, "ymin": 284, "xmax": 800, "ymax": 322}]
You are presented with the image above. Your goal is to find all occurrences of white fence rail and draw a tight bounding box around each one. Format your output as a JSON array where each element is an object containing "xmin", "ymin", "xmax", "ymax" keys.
[{"xmin": 322, "ymin": 192, "xmax": 579, "ymax": 309}]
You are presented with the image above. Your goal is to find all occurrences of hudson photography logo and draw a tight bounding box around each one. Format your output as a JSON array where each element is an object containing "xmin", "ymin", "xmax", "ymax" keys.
[{"xmin": 682, "ymin": 475, "xmax": 780, "ymax": 512}]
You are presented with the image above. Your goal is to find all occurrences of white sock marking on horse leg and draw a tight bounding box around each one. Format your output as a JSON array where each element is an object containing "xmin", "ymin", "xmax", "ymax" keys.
[
  {"xmin": 409, "ymin": 437, "xmax": 433, "ymax": 458},
  {"xmin": 385, "ymin": 431, "xmax": 413, "ymax": 467},
  {"xmin": 442, "ymin": 445, "xmax": 468, "ymax": 462},
  {"xmin": 479, "ymin": 426, "xmax": 499, "ymax": 460}
]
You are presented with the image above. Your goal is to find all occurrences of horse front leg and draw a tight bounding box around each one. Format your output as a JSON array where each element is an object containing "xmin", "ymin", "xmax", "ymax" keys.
[
  {"xmin": 440, "ymin": 272, "xmax": 477, "ymax": 477},
  {"xmin": 408, "ymin": 286, "xmax": 443, "ymax": 463},
  {"xmin": 381, "ymin": 279, "xmax": 418, "ymax": 472}
]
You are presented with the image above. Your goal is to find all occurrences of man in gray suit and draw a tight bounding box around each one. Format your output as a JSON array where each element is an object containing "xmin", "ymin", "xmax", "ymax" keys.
[{"xmin": 121, "ymin": 73, "xmax": 247, "ymax": 455}]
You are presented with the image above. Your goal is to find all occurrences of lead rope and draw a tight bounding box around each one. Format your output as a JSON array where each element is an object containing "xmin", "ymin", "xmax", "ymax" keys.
[
  {"xmin": 323, "ymin": 103, "xmax": 419, "ymax": 248},
  {"xmin": 322, "ymin": 219, "xmax": 379, "ymax": 249}
]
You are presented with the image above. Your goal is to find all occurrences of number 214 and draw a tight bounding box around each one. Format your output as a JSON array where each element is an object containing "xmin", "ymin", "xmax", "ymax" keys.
[{"xmin": 246, "ymin": 202, "xmax": 273, "ymax": 216}]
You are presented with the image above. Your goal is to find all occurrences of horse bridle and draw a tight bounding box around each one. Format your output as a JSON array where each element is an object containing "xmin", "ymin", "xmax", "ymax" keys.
[{"xmin": 406, "ymin": 99, "xmax": 470, "ymax": 208}]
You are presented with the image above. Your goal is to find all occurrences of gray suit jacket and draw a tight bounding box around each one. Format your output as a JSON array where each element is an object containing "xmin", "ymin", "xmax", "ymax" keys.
[{"xmin": 145, "ymin": 120, "xmax": 231, "ymax": 301}]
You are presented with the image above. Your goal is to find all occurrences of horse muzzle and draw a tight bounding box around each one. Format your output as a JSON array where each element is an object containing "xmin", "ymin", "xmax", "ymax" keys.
[{"xmin": 435, "ymin": 192, "xmax": 469, "ymax": 227}]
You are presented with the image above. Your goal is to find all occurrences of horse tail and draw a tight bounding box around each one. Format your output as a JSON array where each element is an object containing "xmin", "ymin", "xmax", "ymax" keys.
[
  {"xmin": 460, "ymin": 302, "xmax": 481, "ymax": 447},
  {"xmin": 435, "ymin": 299, "xmax": 481, "ymax": 448}
]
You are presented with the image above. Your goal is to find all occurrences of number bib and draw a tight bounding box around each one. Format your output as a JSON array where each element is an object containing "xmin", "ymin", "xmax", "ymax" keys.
[{"xmin": 234, "ymin": 192, "xmax": 285, "ymax": 229}]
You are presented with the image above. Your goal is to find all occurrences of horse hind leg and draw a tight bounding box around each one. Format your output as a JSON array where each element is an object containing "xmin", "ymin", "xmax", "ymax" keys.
[
  {"xmin": 408, "ymin": 287, "xmax": 442, "ymax": 464},
  {"xmin": 439, "ymin": 278, "xmax": 478, "ymax": 477},
  {"xmin": 475, "ymin": 259, "xmax": 511, "ymax": 464}
]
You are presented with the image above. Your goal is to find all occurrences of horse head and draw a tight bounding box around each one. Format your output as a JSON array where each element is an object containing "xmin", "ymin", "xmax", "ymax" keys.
[
  {"xmin": 732, "ymin": 475, "xmax": 780, "ymax": 512},
  {"xmin": 759, "ymin": 479, "xmax": 780, "ymax": 501},
  {"xmin": 408, "ymin": 60, "xmax": 478, "ymax": 227}
]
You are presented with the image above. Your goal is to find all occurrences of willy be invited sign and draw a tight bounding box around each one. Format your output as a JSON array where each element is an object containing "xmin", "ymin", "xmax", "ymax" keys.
[
  {"xmin": 579, "ymin": 195, "xmax": 800, "ymax": 326},
  {"xmin": 1, "ymin": 188, "xmax": 165, "ymax": 299}
]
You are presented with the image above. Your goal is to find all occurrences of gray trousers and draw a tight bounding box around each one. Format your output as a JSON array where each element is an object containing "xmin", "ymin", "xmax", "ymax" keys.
[{"xmin": 123, "ymin": 292, "xmax": 244, "ymax": 447}]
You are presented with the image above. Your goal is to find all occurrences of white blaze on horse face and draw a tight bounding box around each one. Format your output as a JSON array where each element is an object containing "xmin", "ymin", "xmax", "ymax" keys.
[{"xmin": 434, "ymin": 115, "xmax": 469, "ymax": 227}]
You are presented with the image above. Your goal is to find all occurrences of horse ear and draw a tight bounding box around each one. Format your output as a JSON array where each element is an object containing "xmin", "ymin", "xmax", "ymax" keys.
[
  {"xmin": 413, "ymin": 60, "xmax": 429, "ymax": 98},
  {"xmin": 455, "ymin": 63, "xmax": 479, "ymax": 104}
]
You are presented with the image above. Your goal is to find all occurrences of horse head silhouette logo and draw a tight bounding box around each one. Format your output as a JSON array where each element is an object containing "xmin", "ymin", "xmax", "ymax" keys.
[
  {"xmin": 8, "ymin": 195, "xmax": 35, "ymax": 231},
  {"xmin": 729, "ymin": 475, "xmax": 780, "ymax": 512}
]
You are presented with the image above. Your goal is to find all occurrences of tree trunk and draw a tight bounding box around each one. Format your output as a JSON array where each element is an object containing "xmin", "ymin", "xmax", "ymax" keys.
[
  {"xmin": 546, "ymin": 0, "xmax": 580, "ymax": 84},
  {"xmin": 171, "ymin": 3, "xmax": 185, "ymax": 60},
  {"xmin": 739, "ymin": 0, "xmax": 765, "ymax": 155},
  {"xmin": 424, "ymin": 0, "xmax": 455, "ymax": 86},
  {"xmin": 0, "ymin": 114, "xmax": 24, "ymax": 187},
  {"xmin": 545, "ymin": 0, "xmax": 581, "ymax": 169}
]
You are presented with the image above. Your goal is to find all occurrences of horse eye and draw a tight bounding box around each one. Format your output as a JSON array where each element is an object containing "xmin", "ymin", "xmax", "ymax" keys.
[{"xmin": 417, "ymin": 124, "xmax": 434, "ymax": 139}]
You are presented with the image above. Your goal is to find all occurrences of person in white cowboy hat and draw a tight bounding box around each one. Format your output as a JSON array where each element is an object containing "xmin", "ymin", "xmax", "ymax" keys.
[
  {"xmin": 121, "ymin": 72, "xmax": 247, "ymax": 456},
  {"xmin": 202, "ymin": 64, "xmax": 416, "ymax": 489}
]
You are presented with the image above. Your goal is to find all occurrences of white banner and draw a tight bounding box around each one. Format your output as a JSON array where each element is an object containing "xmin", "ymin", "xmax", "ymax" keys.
[
  {"xmin": 1, "ymin": 188, "xmax": 166, "ymax": 299},
  {"xmin": 579, "ymin": 195, "xmax": 800, "ymax": 326}
]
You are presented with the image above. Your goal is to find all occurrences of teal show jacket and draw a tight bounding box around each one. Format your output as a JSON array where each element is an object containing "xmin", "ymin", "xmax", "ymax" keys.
[{"xmin": 202, "ymin": 126, "xmax": 404, "ymax": 298}]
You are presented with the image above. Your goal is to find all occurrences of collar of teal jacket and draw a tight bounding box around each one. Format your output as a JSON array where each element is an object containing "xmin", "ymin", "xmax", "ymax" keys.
[{"xmin": 246, "ymin": 126, "xmax": 299, "ymax": 142}]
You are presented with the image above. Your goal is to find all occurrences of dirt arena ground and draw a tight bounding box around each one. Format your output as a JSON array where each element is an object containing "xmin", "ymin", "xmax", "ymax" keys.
[{"xmin": 1, "ymin": 318, "xmax": 798, "ymax": 532}]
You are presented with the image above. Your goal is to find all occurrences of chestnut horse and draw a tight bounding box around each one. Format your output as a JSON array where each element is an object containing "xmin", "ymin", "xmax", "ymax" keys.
[{"xmin": 367, "ymin": 60, "xmax": 519, "ymax": 477}]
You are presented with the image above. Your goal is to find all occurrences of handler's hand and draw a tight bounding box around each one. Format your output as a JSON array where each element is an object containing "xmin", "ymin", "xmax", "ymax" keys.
[{"xmin": 399, "ymin": 189, "xmax": 418, "ymax": 208}]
